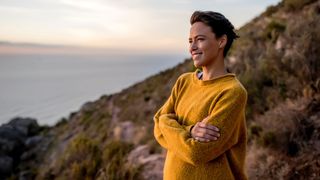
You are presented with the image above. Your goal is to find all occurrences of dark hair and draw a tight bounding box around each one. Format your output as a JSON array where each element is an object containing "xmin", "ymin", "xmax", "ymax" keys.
[{"xmin": 190, "ymin": 11, "xmax": 239, "ymax": 57}]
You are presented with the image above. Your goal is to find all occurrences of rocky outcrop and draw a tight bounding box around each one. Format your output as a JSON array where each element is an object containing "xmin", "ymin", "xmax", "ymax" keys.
[
  {"xmin": 0, "ymin": 117, "xmax": 43, "ymax": 179},
  {"xmin": 127, "ymin": 145, "xmax": 165, "ymax": 180}
]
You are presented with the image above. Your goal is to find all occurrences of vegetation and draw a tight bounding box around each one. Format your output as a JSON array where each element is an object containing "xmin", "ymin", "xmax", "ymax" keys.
[
  {"xmin": 13, "ymin": 0, "xmax": 319, "ymax": 179},
  {"xmin": 283, "ymin": 0, "xmax": 317, "ymax": 11},
  {"xmin": 57, "ymin": 135, "xmax": 102, "ymax": 179},
  {"xmin": 102, "ymin": 140, "xmax": 141, "ymax": 180},
  {"xmin": 228, "ymin": 1, "xmax": 320, "ymax": 178}
]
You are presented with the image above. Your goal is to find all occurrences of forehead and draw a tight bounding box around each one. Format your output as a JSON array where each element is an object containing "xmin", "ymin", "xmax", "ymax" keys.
[{"xmin": 189, "ymin": 22, "xmax": 215, "ymax": 38}]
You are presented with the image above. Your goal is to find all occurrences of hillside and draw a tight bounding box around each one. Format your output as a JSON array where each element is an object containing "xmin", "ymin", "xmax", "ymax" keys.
[{"xmin": 3, "ymin": 0, "xmax": 320, "ymax": 179}]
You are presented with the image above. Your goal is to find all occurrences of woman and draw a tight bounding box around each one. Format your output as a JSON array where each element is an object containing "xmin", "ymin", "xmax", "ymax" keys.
[{"xmin": 153, "ymin": 11, "xmax": 248, "ymax": 180}]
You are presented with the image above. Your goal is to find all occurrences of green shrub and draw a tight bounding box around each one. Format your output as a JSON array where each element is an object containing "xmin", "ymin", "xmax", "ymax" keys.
[
  {"xmin": 102, "ymin": 140, "xmax": 141, "ymax": 180},
  {"xmin": 284, "ymin": 0, "xmax": 316, "ymax": 11},
  {"xmin": 59, "ymin": 135, "xmax": 102, "ymax": 179},
  {"xmin": 259, "ymin": 131, "xmax": 277, "ymax": 147},
  {"xmin": 249, "ymin": 124, "xmax": 263, "ymax": 137},
  {"xmin": 55, "ymin": 117, "xmax": 68, "ymax": 127},
  {"xmin": 263, "ymin": 20, "xmax": 286, "ymax": 42},
  {"xmin": 264, "ymin": 5, "xmax": 279, "ymax": 16}
]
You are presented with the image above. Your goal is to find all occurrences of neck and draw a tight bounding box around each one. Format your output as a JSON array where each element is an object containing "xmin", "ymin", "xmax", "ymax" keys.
[{"xmin": 202, "ymin": 56, "xmax": 227, "ymax": 81}]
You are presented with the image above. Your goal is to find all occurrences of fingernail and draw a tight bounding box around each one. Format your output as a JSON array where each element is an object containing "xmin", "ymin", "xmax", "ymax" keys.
[
  {"xmin": 213, "ymin": 137, "xmax": 217, "ymax": 140},
  {"xmin": 217, "ymin": 133, "xmax": 220, "ymax": 137}
]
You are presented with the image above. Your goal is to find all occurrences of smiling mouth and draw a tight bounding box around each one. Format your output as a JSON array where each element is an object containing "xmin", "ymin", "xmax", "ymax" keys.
[{"xmin": 192, "ymin": 52, "xmax": 202, "ymax": 57}]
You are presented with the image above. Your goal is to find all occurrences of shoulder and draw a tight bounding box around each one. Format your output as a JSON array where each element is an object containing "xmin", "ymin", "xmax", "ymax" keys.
[
  {"xmin": 175, "ymin": 72, "xmax": 194, "ymax": 86},
  {"xmin": 177, "ymin": 72, "xmax": 194, "ymax": 81},
  {"xmin": 221, "ymin": 77, "xmax": 247, "ymax": 101}
]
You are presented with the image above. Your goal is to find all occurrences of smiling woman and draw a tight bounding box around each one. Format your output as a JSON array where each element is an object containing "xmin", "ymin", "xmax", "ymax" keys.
[{"xmin": 154, "ymin": 11, "xmax": 248, "ymax": 180}]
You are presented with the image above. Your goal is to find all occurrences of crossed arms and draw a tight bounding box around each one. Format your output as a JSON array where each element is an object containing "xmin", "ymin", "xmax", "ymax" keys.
[{"xmin": 153, "ymin": 86, "xmax": 247, "ymax": 165}]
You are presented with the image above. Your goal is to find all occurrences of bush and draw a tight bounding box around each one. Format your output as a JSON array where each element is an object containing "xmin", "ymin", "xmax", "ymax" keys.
[
  {"xmin": 284, "ymin": 0, "xmax": 317, "ymax": 11},
  {"xmin": 264, "ymin": 5, "xmax": 279, "ymax": 16},
  {"xmin": 54, "ymin": 117, "xmax": 68, "ymax": 127},
  {"xmin": 59, "ymin": 135, "xmax": 102, "ymax": 179},
  {"xmin": 249, "ymin": 124, "xmax": 263, "ymax": 138},
  {"xmin": 263, "ymin": 20, "xmax": 286, "ymax": 42},
  {"xmin": 259, "ymin": 131, "xmax": 277, "ymax": 147},
  {"xmin": 102, "ymin": 140, "xmax": 141, "ymax": 180}
]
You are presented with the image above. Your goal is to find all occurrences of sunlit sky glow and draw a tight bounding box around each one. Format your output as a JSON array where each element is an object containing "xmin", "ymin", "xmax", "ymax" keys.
[{"xmin": 0, "ymin": 0, "xmax": 281, "ymax": 54}]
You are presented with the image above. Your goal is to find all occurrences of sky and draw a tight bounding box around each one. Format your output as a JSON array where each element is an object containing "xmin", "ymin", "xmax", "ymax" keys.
[{"xmin": 0, "ymin": 0, "xmax": 281, "ymax": 54}]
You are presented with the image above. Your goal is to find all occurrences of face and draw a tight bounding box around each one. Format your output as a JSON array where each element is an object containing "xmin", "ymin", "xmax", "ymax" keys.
[{"xmin": 189, "ymin": 22, "xmax": 222, "ymax": 68}]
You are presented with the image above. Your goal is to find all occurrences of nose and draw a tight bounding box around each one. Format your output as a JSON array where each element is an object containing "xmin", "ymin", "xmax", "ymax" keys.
[{"xmin": 189, "ymin": 41, "xmax": 197, "ymax": 53}]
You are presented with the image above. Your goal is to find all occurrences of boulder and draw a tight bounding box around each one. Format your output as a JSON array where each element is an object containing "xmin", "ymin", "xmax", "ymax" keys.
[
  {"xmin": 8, "ymin": 117, "xmax": 40, "ymax": 136},
  {"xmin": 127, "ymin": 145, "xmax": 165, "ymax": 180},
  {"xmin": 0, "ymin": 117, "xmax": 43, "ymax": 179},
  {"xmin": 0, "ymin": 124, "xmax": 25, "ymax": 156},
  {"xmin": 25, "ymin": 136, "xmax": 43, "ymax": 148},
  {"xmin": 0, "ymin": 155, "xmax": 13, "ymax": 177}
]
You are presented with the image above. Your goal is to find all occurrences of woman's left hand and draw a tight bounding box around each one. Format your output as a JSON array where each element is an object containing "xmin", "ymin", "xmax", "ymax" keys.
[{"xmin": 191, "ymin": 121, "xmax": 220, "ymax": 142}]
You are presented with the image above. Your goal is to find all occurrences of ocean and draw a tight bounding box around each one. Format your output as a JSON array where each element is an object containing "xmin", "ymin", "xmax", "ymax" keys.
[{"xmin": 0, "ymin": 53, "xmax": 187, "ymax": 125}]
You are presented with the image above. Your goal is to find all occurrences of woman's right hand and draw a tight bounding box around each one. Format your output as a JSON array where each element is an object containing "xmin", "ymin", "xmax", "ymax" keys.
[{"xmin": 191, "ymin": 121, "xmax": 220, "ymax": 142}]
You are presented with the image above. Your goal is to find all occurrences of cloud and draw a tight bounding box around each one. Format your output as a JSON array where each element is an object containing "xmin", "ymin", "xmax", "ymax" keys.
[{"xmin": 0, "ymin": 0, "xmax": 281, "ymax": 52}]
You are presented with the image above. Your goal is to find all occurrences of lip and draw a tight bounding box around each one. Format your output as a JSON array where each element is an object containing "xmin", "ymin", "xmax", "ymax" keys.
[{"xmin": 191, "ymin": 52, "xmax": 202, "ymax": 56}]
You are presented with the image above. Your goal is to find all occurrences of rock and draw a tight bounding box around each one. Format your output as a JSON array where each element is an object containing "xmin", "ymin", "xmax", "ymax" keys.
[
  {"xmin": 113, "ymin": 121, "xmax": 147, "ymax": 144},
  {"xmin": 8, "ymin": 117, "xmax": 40, "ymax": 136},
  {"xmin": 127, "ymin": 145, "xmax": 165, "ymax": 180},
  {"xmin": 81, "ymin": 101, "xmax": 96, "ymax": 113},
  {"xmin": 127, "ymin": 145, "xmax": 150, "ymax": 165},
  {"xmin": 0, "ymin": 155, "xmax": 13, "ymax": 177},
  {"xmin": 0, "ymin": 117, "xmax": 44, "ymax": 179},
  {"xmin": 19, "ymin": 170, "xmax": 35, "ymax": 180},
  {"xmin": 25, "ymin": 136, "xmax": 43, "ymax": 148},
  {"xmin": 113, "ymin": 121, "xmax": 135, "ymax": 142},
  {"xmin": 0, "ymin": 125, "xmax": 25, "ymax": 156},
  {"xmin": 141, "ymin": 154, "xmax": 164, "ymax": 180}
]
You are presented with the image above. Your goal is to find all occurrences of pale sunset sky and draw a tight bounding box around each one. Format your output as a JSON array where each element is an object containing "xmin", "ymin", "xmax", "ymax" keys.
[{"xmin": 0, "ymin": 0, "xmax": 281, "ymax": 55}]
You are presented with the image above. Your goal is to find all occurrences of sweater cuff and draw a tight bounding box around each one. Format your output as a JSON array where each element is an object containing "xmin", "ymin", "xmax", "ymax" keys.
[{"xmin": 183, "ymin": 125, "xmax": 195, "ymax": 134}]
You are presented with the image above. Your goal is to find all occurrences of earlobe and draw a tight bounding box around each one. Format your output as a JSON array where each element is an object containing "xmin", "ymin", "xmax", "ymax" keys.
[{"xmin": 219, "ymin": 35, "xmax": 227, "ymax": 48}]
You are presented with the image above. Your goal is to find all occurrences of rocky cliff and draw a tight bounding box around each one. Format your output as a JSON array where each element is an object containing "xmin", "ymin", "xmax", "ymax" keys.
[{"xmin": 2, "ymin": 0, "xmax": 319, "ymax": 179}]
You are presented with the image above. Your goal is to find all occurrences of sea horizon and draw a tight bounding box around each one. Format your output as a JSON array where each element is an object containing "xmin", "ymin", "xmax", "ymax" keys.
[{"xmin": 0, "ymin": 53, "xmax": 187, "ymax": 126}]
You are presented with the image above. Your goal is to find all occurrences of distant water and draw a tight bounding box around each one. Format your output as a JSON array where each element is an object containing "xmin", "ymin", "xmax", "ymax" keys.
[{"xmin": 0, "ymin": 53, "xmax": 187, "ymax": 125}]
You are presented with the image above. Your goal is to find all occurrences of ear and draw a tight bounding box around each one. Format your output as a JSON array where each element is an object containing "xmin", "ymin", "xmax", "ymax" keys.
[{"xmin": 219, "ymin": 35, "xmax": 227, "ymax": 49}]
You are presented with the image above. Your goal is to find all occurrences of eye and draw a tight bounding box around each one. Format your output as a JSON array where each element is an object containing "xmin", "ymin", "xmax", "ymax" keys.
[
  {"xmin": 197, "ymin": 38, "xmax": 204, "ymax": 41},
  {"xmin": 188, "ymin": 39, "xmax": 193, "ymax": 44}
]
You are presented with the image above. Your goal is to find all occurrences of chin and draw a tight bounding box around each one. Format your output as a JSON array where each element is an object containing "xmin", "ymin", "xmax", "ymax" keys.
[
  {"xmin": 193, "ymin": 63, "xmax": 201, "ymax": 68},
  {"xmin": 193, "ymin": 60, "xmax": 202, "ymax": 68}
]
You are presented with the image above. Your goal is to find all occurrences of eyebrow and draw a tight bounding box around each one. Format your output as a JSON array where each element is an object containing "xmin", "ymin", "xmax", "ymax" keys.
[{"xmin": 188, "ymin": 35, "xmax": 206, "ymax": 40}]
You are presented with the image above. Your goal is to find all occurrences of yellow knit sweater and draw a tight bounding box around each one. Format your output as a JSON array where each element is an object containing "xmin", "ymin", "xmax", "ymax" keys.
[{"xmin": 154, "ymin": 71, "xmax": 248, "ymax": 180}]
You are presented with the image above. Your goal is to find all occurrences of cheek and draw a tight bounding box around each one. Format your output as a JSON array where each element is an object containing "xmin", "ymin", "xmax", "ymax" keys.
[
  {"xmin": 200, "ymin": 41, "xmax": 213, "ymax": 51},
  {"xmin": 204, "ymin": 43, "xmax": 219, "ymax": 53},
  {"xmin": 188, "ymin": 45, "xmax": 192, "ymax": 54}
]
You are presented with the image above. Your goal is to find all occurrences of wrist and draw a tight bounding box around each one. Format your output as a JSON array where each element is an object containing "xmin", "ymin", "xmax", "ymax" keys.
[{"xmin": 190, "ymin": 125, "xmax": 195, "ymax": 134}]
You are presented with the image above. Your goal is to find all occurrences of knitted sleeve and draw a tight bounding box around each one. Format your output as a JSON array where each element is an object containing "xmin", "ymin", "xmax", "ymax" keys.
[
  {"xmin": 153, "ymin": 76, "xmax": 181, "ymax": 150},
  {"xmin": 158, "ymin": 87, "xmax": 247, "ymax": 165}
]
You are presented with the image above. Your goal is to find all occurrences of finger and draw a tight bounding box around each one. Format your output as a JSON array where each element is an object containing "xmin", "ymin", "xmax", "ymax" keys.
[
  {"xmin": 199, "ymin": 122, "xmax": 219, "ymax": 132},
  {"xmin": 205, "ymin": 130, "xmax": 220, "ymax": 138},
  {"xmin": 194, "ymin": 137, "xmax": 210, "ymax": 142},
  {"xmin": 201, "ymin": 133, "xmax": 218, "ymax": 141},
  {"xmin": 195, "ymin": 132, "xmax": 219, "ymax": 140},
  {"xmin": 197, "ymin": 126, "xmax": 220, "ymax": 137},
  {"xmin": 194, "ymin": 128, "xmax": 219, "ymax": 139},
  {"xmin": 194, "ymin": 134, "xmax": 217, "ymax": 142}
]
